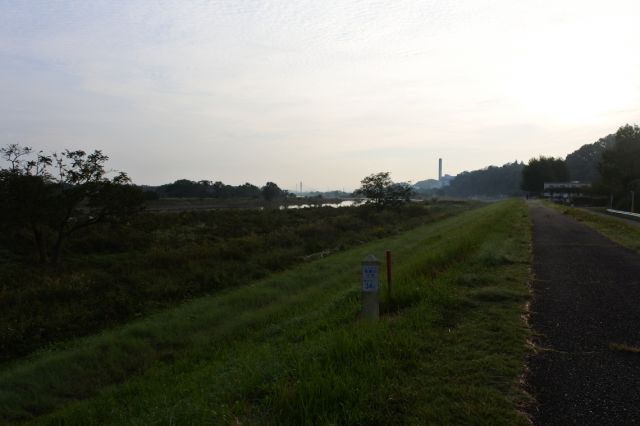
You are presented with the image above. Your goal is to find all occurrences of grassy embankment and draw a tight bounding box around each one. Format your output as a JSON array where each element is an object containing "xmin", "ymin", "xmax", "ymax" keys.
[
  {"xmin": 0, "ymin": 201, "xmax": 472, "ymax": 362},
  {"xmin": 542, "ymin": 201, "xmax": 640, "ymax": 252},
  {"xmin": 1, "ymin": 199, "xmax": 532, "ymax": 425}
]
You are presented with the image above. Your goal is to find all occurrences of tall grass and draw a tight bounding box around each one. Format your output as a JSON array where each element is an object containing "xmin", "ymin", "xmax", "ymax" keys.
[
  {"xmin": 1, "ymin": 199, "xmax": 531, "ymax": 424},
  {"xmin": 0, "ymin": 201, "xmax": 474, "ymax": 362}
]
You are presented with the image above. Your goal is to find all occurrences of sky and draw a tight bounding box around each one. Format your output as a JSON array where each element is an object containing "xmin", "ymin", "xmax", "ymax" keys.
[{"xmin": 1, "ymin": 1, "xmax": 639, "ymax": 190}]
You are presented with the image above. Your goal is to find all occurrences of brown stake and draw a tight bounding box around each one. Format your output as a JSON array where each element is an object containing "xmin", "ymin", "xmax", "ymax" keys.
[{"xmin": 386, "ymin": 250, "xmax": 392, "ymax": 303}]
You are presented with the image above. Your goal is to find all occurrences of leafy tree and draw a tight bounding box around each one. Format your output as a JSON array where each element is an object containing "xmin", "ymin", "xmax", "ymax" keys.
[
  {"xmin": 565, "ymin": 134, "xmax": 616, "ymax": 183},
  {"xmin": 236, "ymin": 182, "xmax": 261, "ymax": 198},
  {"xmin": 354, "ymin": 172, "xmax": 413, "ymax": 207},
  {"xmin": 0, "ymin": 144, "xmax": 144, "ymax": 264},
  {"xmin": 161, "ymin": 179, "xmax": 207, "ymax": 197},
  {"xmin": 211, "ymin": 181, "xmax": 230, "ymax": 198},
  {"xmin": 521, "ymin": 156, "xmax": 568, "ymax": 193},
  {"xmin": 261, "ymin": 181, "xmax": 284, "ymax": 202},
  {"xmin": 599, "ymin": 124, "xmax": 640, "ymax": 197}
]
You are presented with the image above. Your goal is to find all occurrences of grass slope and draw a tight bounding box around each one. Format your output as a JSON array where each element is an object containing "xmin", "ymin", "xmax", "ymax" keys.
[
  {"xmin": 542, "ymin": 201, "xmax": 640, "ymax": 252},
  {"xmin": 1, "ymin": 199, "xmax": 532, "ymax": 425},
  {"xmin": 0, "ymin": 202, "xmax": 473, "ymax": 362}
]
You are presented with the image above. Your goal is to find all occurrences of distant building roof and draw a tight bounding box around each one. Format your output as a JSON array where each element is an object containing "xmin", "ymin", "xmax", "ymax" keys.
[{"xmin": 543, "ymin": 181, "xmax": 591, "ymax": 189}]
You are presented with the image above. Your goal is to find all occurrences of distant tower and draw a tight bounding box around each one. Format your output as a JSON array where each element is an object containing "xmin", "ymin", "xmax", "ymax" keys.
[{"xmin": 438, "ymin": 158, "xmax": 443, "ymax": 181}]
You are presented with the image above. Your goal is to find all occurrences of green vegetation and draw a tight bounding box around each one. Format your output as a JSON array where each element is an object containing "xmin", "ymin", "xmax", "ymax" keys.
[
  {"xmin": 521, "ymin": 156, "xmax": 568, "ymax": 193},
  {"xmin": 520, "ymin": 124, "xmax": 639, "ymax": 205},
  {"xmin": 599, "ymin": 124, "xmax": 640, "ymax": 208},
  {"xmin": 427, "ymin": 124, "xmax": 636, "ymax": 201},
  {"xmin": 0, "ymin": 144, "xmax": 144, "ymax": 265},
  {"xmin": 143, "ymin": 195, "xmax": 348, "ymax": 212},
  {"xmin": 152, "ymin": 179, "xmax": 291, "ymax": 201},
  {"xmin": 0, "ymin": 201, "xmax": 473, "ymax": 363},
  {"xmin": 354, "ymin": 171, "xmax": 413, "ymax": 207},
  {"xmin": 1, "ymin": 199, "xmax": 532, "ymax": 425},
  {"xmin": 609, "ymin": 342, "xmax": 640, "ymax": 354},
  {"xmin": 543, "ymin": 202, "xmax": 640, "ymax": 253},
  {"xmin": 156, "ymin": 179, "xmax": 262, "ymax": 198},
  {"xmin": 565, "ymin": 133, "xmax": 615, "ymax": 183},
  {"xmin": 444, "ymin": 162, "xmax": 525, "ymax": 198}
]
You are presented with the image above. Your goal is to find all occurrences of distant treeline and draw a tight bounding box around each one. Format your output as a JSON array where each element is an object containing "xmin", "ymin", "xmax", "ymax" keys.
[
  {"xmin": 565, "ymin": 134, "xmax": 616, "ymax": 183},
  {"xmin": 443, "ymin": 162, "xmax": 525, "ymax": 198},
  {"xmin": 144, "ymin": 179, "xmax": 289, "ymax": 200},
  {"xmin": 428, "ymin": 125, "xmax": 638, "ymax": 202},
  {"xmin": 149, "ymin": 125, "xmax": 638, "ymax": 203},
  {"xmin": 519, "ymin": 125, "xmax": 640, "ymax": 208},
  {"xmin": 143, "ymin": 179, "xmax": 355, "ymax": 200}
]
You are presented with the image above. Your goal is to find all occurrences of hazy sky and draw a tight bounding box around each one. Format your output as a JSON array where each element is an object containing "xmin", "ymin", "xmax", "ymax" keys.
[{"xmin": 2, "ymin": 1, "xmax": 639, "ymax": 190}]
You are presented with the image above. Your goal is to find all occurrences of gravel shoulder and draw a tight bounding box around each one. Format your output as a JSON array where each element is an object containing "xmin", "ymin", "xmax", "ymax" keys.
[{"xmin": 527, "ymin": 201, "xmax": 640, "ymax": 425}]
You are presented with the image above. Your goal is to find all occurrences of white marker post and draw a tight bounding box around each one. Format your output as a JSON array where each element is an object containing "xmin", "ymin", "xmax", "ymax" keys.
[{"xmin": 362, "ymin": 254, "xmax": 380, "ymax": 321}]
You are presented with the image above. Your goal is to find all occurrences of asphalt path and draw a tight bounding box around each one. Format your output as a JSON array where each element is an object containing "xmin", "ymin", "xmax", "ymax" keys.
[{"xmin": 527, "ymin": 201, "xmax": 640, "ymax": 425}]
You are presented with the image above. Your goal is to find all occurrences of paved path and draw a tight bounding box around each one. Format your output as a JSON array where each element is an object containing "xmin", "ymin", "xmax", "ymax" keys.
[{"xmin": 527, "ymin": 201, "xmax": 640, "ymax": 425}]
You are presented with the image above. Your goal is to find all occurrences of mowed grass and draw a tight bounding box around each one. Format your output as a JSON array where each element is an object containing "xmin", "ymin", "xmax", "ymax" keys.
[
  {"xmin": 543, "ymin": 202, "xmax": 640, "ymax": 252},
  {"xmin": 1, "ymin": 199, "xmax": 532, "ymax": 425}
]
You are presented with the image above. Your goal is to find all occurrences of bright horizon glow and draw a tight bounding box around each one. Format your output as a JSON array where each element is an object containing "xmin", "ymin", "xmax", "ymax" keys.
[{"xmin": 1, "ymin": 1, "xmax": 639, "ymax": 191}]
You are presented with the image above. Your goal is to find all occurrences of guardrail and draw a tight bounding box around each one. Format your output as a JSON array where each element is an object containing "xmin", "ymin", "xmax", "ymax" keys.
[{"xmin": 606, "ymin": 209, "xmax": 640, "ymax": 220}]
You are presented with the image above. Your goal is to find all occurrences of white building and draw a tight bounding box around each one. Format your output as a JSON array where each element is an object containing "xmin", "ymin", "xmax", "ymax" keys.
[{"xmin": 543, "ymin": 182, "xmax": 591, "ymax": 201}]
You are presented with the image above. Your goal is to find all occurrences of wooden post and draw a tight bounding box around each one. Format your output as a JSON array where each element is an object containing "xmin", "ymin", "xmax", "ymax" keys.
[
  {"xmin": 361, "ymin": 255, "xmax": 380, "ymax": 321},
  {"xmin": 386, "ymin": 250, "xmax": 392, "ymax": 304}
]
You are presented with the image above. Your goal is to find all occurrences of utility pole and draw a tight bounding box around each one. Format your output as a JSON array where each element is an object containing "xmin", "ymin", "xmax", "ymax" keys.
[{"xmin": 631, "ymin": 191, "xmax": 635, "ymax": 213}]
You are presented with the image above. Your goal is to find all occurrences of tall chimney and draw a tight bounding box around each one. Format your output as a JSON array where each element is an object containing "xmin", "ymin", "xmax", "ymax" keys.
[{"xmin": 438, "ymin": 158, "xmax": 442, "ymax": 181}]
